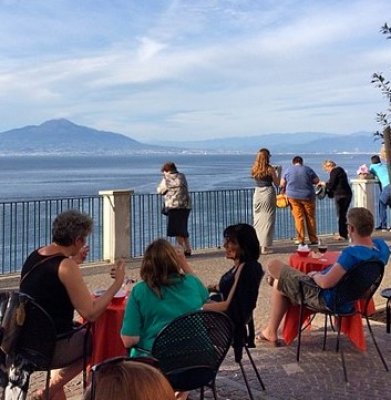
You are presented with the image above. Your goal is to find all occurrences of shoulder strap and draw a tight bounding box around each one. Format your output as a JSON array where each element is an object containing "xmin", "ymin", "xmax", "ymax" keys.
[{"xmin": 20, "ymin": 254, "xmax": 65, "ymax": 285}]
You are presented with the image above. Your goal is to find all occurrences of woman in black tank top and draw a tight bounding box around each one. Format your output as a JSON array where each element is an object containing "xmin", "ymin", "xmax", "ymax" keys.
[{"xmin": 19, "ymin": 210, "xmax": 125, "ymax": 400}]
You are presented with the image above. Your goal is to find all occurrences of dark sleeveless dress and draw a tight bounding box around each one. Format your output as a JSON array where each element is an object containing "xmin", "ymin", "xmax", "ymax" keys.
[
  {"xmin": 218, "ymin": 260, "xmax": 264, "ymax": 355},
  {"xmin": 20, "ymin": 250, "xmax": 74, "ymax": 334}
]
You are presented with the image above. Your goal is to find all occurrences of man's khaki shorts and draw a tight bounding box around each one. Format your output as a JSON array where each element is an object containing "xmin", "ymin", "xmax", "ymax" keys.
[{"xmin": 277, "ymin": 265, "xmax": 326, "ymax": 308}]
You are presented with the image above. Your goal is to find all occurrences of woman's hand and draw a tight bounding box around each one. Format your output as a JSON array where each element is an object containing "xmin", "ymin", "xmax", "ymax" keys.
[
  {"xmin": 207, "ymin": 283, "xmax": 218, "ymax": 293},
  {"xmin": 111, "ymin": 258, "xmax": 126, "ymax": 290},
  {"xmin": 71, "ymin": 245, "xmax": 89, "ymax": 265},
  {"xmin": 176, "ymin": 249, "xmax": 195, "ymax": 274},
  {"xmin": 307, "ymin": 271, "xmax": 318, "ymax": 278}
]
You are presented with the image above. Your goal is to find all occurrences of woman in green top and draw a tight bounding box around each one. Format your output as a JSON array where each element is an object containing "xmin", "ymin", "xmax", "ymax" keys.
[{"xmin": 121, "ymin": 239, "xmax": 208, "ymax": 357}]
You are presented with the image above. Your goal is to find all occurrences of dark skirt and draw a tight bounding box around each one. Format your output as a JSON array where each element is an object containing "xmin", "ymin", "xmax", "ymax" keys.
[{"xmin": 167, "ymin": 208, "xmax": 190, "ymax": 237}]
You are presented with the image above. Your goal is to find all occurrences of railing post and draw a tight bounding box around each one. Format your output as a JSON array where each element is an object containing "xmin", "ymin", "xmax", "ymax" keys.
[
  {"xmin": 350, "ymin": 179, "xmax": 379, "ymax": 216},
  {"xmin": 98, "ymin": 189, "xmax": 133, "ymax": 263}
]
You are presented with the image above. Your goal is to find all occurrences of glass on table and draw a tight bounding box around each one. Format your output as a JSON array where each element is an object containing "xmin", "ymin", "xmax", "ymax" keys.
[{"xmin": 317, "ymin": 240, "xmax": 328, "ymax": 261}]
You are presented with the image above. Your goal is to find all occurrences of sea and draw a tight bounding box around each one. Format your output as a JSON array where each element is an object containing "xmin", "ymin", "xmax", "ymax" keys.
[{"xmin": 0, "ymin": 153, "xmax": 374, "ymax": 201}]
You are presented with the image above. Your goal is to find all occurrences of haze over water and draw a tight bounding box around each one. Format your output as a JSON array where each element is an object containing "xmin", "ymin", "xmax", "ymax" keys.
[{"xmin": 0, "ymin": 153, "xmax": 373, "ymax": 201}]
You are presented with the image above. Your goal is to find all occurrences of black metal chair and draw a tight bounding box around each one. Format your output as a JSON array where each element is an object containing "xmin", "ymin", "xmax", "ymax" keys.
[
  {"xmin": 151, "ymin": 310, "xmax": 233, "ymax": 399},
  {"xmin": 296, "ymin": 259, "xmax": 387, "ymax": 381},
  {"xmin": 3, "ymin": 292, "xmax": 91, "ymax": 400},
  {"xmin": 232, "ymin": 318, "xmax": 266, "ymax": 400},
  {"xmin": 380, "ymin": 287, "xmax": 391, "ymax": 333}
]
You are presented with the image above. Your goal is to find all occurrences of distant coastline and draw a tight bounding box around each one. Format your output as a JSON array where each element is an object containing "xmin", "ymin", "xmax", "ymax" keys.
[
  {"xmin": 0, "ymin": 119, "xmax": 381, "ymax": 155},
  {"xmin": 0, "ymin": 150, "xmax": 377, "ymax": 157}
]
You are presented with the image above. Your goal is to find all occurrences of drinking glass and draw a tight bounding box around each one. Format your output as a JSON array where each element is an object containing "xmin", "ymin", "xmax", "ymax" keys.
[{"xmin": 318, "ymin": 244, "xmax": 328, "ymax": 261}]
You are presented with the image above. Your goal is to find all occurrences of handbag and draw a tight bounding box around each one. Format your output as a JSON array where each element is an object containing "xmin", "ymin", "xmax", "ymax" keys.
[
  {"xmin": 276, "ymin": 193, "xmax": 289, "ymax": 208},
  {"xmin": 0, "ymin": 255, "xmax": 58, "ymax": 355},
  {"xmin": 0, "ymin": 292, "xmax": 27, "ymax": 355}
]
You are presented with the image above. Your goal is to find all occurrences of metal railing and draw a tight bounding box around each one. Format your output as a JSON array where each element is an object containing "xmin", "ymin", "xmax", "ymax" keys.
[
  {"xmin": 131, "ymin": 189, "xmax": 339, "ymax": 257},
  {"xmin": 0, "ymin": 196, "xmax": 103, "ymax": 274},
  {"xmin": 0, "ymin": 188, "xmax": 348, "ymax": 274}
]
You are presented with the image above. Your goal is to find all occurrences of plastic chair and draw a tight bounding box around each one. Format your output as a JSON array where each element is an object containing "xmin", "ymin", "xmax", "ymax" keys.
[
  {"xmin": 4, "ymin": 292, "xmax": 91, "ymax": 400},
  {"xmin": 151, "ymin": 310, "xmax": 233, "ymax": 399},
  {"xmin": 296, "ymin": 259, "xmax": 387, "ymax": 381}
]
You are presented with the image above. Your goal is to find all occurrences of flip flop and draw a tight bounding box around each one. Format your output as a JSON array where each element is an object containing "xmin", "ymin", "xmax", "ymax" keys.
[{"xmin": 255, "ymin": 332, "xmax": 280, "ymax": 347}]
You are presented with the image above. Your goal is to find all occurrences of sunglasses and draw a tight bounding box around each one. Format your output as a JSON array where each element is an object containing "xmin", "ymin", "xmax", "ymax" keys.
[{"xmin": 90, "ymin": 356, "xmax": 159, "ymax": 399}]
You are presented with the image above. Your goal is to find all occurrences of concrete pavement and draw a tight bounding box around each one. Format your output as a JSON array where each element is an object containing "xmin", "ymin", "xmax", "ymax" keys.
[{"xmin": 2, "ymin": 234, "xmax": 391, "ymax": 399}]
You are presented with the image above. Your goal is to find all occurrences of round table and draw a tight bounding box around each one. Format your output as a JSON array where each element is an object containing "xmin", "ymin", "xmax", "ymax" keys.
[{"xmin": 89, "ymin": 298, "xmax": 128, "ymax": 367}]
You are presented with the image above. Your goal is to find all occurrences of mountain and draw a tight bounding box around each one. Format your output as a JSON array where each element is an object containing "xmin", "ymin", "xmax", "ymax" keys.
[
  {"xmin": 0, "ymin": 119, "xmax": 171, "ymax": 155},
  {"xmin": 0, "ymin": 119, "xmax": 381, "ymax": 155},
  {"xmin": 150, "ymin": 131, "xmax": 381, "ymax": 153}
]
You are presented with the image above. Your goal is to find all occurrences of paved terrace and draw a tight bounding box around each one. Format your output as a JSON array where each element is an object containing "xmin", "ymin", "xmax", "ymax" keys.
[{"xmin": 1, "ymin": 233, "xmax": 391, "ymax": 399}]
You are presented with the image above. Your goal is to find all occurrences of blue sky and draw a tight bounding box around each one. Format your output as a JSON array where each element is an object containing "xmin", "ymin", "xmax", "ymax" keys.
[{"xmin": 0, "ymin": 0, "xmax": 390, "ymax": 141}]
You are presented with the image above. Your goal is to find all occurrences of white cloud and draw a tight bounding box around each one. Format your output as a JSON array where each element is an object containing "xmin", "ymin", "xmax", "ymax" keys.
[{"xmin": 0, "ymin": 0, "xmax": 390, "ymax": 139}]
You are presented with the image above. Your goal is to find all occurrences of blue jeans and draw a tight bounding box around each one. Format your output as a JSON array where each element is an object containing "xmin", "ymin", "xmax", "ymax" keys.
[{"xmin": 379, "ymin": 185, "xmax": 391, "ymax": 228}]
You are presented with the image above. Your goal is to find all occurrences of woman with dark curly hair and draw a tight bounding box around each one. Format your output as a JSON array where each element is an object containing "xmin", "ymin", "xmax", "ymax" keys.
[{"xmin": 19, "ymin": 210, "xmax": 125, "ymax": 400}]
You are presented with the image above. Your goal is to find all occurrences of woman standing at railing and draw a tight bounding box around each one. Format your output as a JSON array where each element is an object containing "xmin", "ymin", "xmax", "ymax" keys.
[
  {"xmin": 251, "ymin": 148, "xmax": 280, "ymax": 255},
  {"xmin": 320, "ymin": 160, "xmax": 352, "ymax": 241},
  {"xmin": 157, "ymin": 162, "xmax": 192, "ymax": 256}
]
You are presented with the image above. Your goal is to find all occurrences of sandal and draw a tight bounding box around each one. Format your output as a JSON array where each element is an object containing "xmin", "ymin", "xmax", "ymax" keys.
[{"xmin": 255, "ymin": 332, "xmax": 280, "ymax": 347}]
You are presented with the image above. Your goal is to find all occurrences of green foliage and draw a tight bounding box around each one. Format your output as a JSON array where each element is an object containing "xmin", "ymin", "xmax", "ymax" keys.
[
  {"xmin": 372, "ymin": 23, "xmax": 391, "ymax": 141},
  {"xmin": 380, "ymin": 22, "xmax": 391, "ymax": 39}
]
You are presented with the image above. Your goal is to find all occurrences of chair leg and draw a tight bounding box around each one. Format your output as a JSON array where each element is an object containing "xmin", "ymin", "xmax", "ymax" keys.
[
  {"xmin": 296, "ymin": 304, "xmax": 304, "ymax": 362},
  {"xmin": 83, "ymin": 323, "xmax": 92, "ymax": 391},
  {"xmin": 364, "ymin": 315, "xmax": 389, "ymax": 371},
  {"xmin": 335, "ymin": 317, "xmax": 341, "ymax": 353},
  {"xmin": 200, "ymin": 385, "xmax": 205, "ymax": 400},
  {"xmin": 322, "ymin": 314, "xmax": 328, "ymax": 351},
  {"xmin": 387, "ymin": 299, "xmax": 391, "ymax": 334},
  {"xmin": 45, "ymin": 370, "xmax": 51, "ymax": 400},
  {"xmin": 336, "ymin": 317, "xmax": 348, "ymax": 383},
  {"xmin": 244, "ymin": 345, "xmax": 266, "ymax": 390},
  {"xmin": 246, "ymin": 317, "xmax": 256, "ymax": 347},
  {"xmin": 238, "ymin": 360, "xmax": 255, "ymax": 400},
  {"xmin": 210, "ymin": 381, "xmax": 218, "ymax": 400}
]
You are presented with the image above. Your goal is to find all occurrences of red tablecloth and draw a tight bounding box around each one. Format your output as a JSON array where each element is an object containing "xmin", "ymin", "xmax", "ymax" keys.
[
  {"xmin": 89, "ymin": 298, "xmax": 128, "ymax": 367},
  {"xmin": 282, "ymin": 251, "xmax": 375, "ymax": 351}
]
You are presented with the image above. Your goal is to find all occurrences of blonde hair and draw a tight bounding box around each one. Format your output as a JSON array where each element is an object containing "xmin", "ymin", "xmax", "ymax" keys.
[
  {"xmin": 140, "ymin": 239, "xmax": 183, "ymax": 298},
  {"xmin": 84, "ymin": 360, "xmax": 175, "ymax": 400},
  {"xmin": 251, "ymin": 148, "xmax": 272, "ymax": 179},
  {"xmin": 323, "ymin": 160, "xmax": 336, "ymax": 169}
]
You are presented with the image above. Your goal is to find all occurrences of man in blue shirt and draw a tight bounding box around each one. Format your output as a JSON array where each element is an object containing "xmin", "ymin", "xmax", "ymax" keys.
[
  {"xmin": 281, "ymin": 156, "xmax": 320, "ymax": 245},
  {"xmin": 258, "ymin": 207, "xmax": 390, "ymax": 346},
  {"xmin": 369, "ymin": 155, "xmax": 391, "ymax": 230}
]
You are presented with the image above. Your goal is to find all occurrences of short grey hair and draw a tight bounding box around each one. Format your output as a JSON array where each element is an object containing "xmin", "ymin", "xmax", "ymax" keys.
[{"xmin": 52, "ymin": 210, "xmax": 93, "ymax": 246}]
